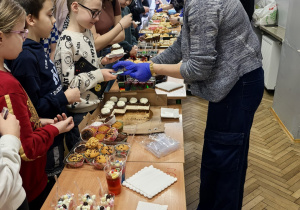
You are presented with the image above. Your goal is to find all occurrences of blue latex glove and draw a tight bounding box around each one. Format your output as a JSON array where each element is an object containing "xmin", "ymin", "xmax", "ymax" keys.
[
  {"xmin": 156, "ymin": 8, "xmax": 163, "ymax": 12},
  {"xmin": 113, "ymin": 61, "xmax": 152, "ymax": 82},
  {"xmin": 168, "ymin": 9, "xmax": 176, "ymax": 15}
]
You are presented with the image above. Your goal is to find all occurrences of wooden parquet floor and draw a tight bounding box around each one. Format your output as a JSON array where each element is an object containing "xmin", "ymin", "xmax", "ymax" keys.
[{"xmin": 182, "ymin": 90, "xmax": 300, "ymax": 210}]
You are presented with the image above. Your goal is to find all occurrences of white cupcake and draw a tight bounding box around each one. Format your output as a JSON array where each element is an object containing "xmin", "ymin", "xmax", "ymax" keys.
[
  {"xmin": 119, "ymin": 97, "xmax": 128, "ymax": 103},
  {"xmin": 105, "ymin": 100, "xmax": 115, "ymax": 106},
  {"xmin": 104, "ymin": 104, "xmax": 114, "ymax": 110},
  {"xmin": 110, "ymin": 96, "xmax": 118, "ymax": 103},
  {"xmin": 117, "ymin": 101, "xmax": 126, "ymax": 108},
  {"xmin": 129, "ymin": 97, "xmax": 138, "ymax": 104},
  {"xmin": 101, "ymin": 108, "xmax": 111, "ymax": 116},
  {"xmin": 140, "ymin": 98, "xmax": 149, "ymax": 104}
]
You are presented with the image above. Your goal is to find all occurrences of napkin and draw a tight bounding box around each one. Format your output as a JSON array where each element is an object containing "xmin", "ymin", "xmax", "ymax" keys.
[{"xmin": 136, "ymin": 201, "xmax": 168, "ymax": 210}]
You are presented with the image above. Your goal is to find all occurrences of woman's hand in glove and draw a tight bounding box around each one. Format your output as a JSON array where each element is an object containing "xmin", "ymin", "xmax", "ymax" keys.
[{"xmin": 113, "ymin": 61, "xmax": 152, "ymax": 82}]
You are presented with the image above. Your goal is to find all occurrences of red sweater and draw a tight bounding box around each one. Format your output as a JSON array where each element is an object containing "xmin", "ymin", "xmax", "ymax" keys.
[{"xmin": 0, "ymin": 71, "xmax": 59, "ymax": 202}]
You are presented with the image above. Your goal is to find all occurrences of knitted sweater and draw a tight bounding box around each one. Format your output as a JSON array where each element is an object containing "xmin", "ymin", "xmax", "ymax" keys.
[{"xmin": 152, "ymin": 0, "xmax": 262, "ymax": 102}]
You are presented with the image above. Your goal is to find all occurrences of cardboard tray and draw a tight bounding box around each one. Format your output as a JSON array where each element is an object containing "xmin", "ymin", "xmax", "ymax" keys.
[{"xmin": 78, "ymin": 89, "xmax": 168, "ymax": 134}]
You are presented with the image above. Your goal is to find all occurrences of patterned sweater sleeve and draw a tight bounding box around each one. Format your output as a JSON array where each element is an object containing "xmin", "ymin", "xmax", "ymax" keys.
[
  {"xmin": 179, "ymin": 1, "xmax": 222, "ymax": 83},
  {"xmin": 151, "ymin": 32, "xmax": 182, "ymax": 64},
  {"xmin": 56, "ymin": 34, "xmax": 104, "ymax": 92}
]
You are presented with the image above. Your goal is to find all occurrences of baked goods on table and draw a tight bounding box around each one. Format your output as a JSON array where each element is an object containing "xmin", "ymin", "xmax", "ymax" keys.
[{"xmin": 66, "ymin": 153, "xmax": 84, "ymax": 168}]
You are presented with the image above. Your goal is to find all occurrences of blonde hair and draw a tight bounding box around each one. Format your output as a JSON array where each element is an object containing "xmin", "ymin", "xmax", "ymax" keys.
[{"xmin": 0, "ymin": 0, "xmax": 26, "ymax": 33}]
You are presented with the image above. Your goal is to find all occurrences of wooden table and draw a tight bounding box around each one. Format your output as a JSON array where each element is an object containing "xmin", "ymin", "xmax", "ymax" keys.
[
  {"xmin": 41, "ymin": 162, "xmax": 186, "ymax": 210},
  {"xmin": 125, "ymin": 105, "xmax": 184, "ymax": 163}
]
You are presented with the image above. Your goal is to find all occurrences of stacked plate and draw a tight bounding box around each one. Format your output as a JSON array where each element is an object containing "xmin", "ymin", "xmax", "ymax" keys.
[{"xmin": 122, "ymin": 165, "xmax": 177, "ymax": 199}]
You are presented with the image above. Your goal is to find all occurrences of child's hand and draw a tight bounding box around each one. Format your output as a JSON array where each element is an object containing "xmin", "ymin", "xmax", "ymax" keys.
[
  {"xmin": 40, "ymin": 118, "xmax": 55, "ymax": 126},
  {"xmin": 54, "ymin": 113, "xmax": 68, "ymax": 123},
  {"xmin": 101, "ymin": 55, "xmax": 123, "ymax": 65},
  {"xmin": 65, "ymin": 87, "xmax": 81, "ymax": 104},
  {"xmin": 0, "ymin": 113, "xmax": 20, "ymax": 138},
  {"xmin": 51, "ymin": 117, "xmax": 74, "ymax": 134},
  {"xmin": 101, "ymin": 69, "xmax": 118, "ymax": 81},
  {"xmin": 119, "ymin": 13, "xmax": 133, "ymax": 29},
  {"xmin": 130, "ymin": 45, "xmax": 138, "ymax": 57}
]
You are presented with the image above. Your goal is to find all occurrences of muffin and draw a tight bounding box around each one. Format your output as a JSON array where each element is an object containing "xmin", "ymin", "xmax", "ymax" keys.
[
  {"xmin": 111, "ymin": 121, "xmax": 123, "ymax": 133},
  {"xmin": 85, "ymin": 149, "xmax": 100, "ymax": 159},
  {"xmin": 93, "ymin": 155, "xmax": 108, "ymax": 170},
  {"xmin": 97, "ymin": 125, "xmax": 110, "ymax": 133},
  {"xmin": 81, "ymin": 127, "xmax": 97, "ymax": 141},
  {"xmin": 95, "ymin": 133, "xmax": 105, "ymax": 142},
  {"xmin": 67, "ymin": 153, "xmax": 84, "ymax": 168},
  {"xmin": 115, "ymin": 144, "xmax": 130, "ymax": 156},
  {"xmin": 101, "ymin": 145, "xmax": 114, "ymax": 155},
  {"xmin": 104, "ymin": 127, "xmax": 118, "ymax": 141},
  {"xmin": 85, "ymin": 137, "xmax": 99, "ymax": 149},
  {"xmin": 74, "ymin": 144, "xmax": 87, "ymax": 154}
]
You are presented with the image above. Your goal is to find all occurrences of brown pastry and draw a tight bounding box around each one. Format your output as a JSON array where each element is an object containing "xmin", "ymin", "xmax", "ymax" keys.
[
  {"xmin": 98, "ymin": 125, "xmax": 110, "ymax": 133},
  {"xmin": 68, "ymin": 153, "xmax": 83, "ymax": 162},
  {"xmin": 85, "ymin": 149, "xmax": 100, "ymax": 158},
  {"xmin": 115, "ymin": 144, "xmax": 129, "ymax": 151},
  {"xmin": 81, "ymin": 127, "xmax": 96, "ymax": 141},
  {"xmin": 74, "ymin": 144, "xmax": 87, "ymax": 153},
  {"xmin": 86, "ymin": 137, "xmax": 99, "ymax": 149},
  {"xmin": 96, "ymin": 155, "xmax": 108, "ymax": 164},
  {"xmin": 101, "ymin": 146, "xmax": 114, "ymax": 155}
]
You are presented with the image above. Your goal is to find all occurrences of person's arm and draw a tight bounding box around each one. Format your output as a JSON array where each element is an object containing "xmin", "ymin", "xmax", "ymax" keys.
[
  {"xmin": 0, "ymin": 135, "xmax": 22, "ymax": 209},
  {"xmin": 0, "ymin": 92, "xmax": 59, "ymax": 160},
  {"xmin": 57, "ymin": 36, "xmax": 104, "ymax": 91},
  {"xmin": 11, "ymin": 53, "xmax": 69, "ymax": 118},
  {"xmin": 92, "ymin": 14, "xmax": 133, "ymax": 51},
  {"xmin": 178, "ymin": 1, "xmax": 220, "ymax": 83}
]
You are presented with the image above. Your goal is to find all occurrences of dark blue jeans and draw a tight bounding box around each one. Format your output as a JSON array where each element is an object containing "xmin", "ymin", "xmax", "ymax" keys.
[{"xmin": 197, "ymin": 67, "xmax": 264, "ymax": 210}]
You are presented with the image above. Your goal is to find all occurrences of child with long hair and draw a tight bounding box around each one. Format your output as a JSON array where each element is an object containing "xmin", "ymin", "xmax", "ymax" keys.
[{"xmin": 0, "ymin": 0, "xmax": 74, "ymax": 208}]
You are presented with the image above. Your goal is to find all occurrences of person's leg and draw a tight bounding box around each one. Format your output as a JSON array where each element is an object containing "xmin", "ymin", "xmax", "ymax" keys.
[
  {"xmin": 197, "ymin": 67, "xmax": 264, "ymax": 210},
  {"xmin": 17, "ymin": 198, "xmax": 29, "ymax": 210},
  {"xmin": 28, "ymin": 177, "xmax": 56, "ymax": 210}
]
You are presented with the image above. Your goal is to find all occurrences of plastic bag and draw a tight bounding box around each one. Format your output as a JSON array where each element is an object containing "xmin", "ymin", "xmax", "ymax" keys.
[
  {"xmin": 140, "ymin": 133, "xmax": 180, "ymax": 158},
  {"xmin": 253, "ymin": 0, "xmax": 277, "ymax": 27}
]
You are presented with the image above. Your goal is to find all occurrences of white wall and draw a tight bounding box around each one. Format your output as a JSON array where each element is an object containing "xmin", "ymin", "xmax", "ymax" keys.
[{"xmin": 276, "ymin": 0, "xmax": 290, "ymax": 28}]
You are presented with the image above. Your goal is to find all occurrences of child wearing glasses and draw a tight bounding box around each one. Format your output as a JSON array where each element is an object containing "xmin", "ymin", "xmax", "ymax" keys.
[
  {"xmin": 0, "ymin": 0, "xmax": 75, "ymax": 209},
  {"xmin": 54, "ymin": 0, "xmax": 123, "ymax": 151}
]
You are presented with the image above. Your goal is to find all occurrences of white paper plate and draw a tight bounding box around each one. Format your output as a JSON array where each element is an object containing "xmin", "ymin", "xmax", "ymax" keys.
[
  {"xmin": 123, "ymin": 165, "xmax": 177, "ymax": 199},
  {"xmin": 161, "ymin": 108, "xmax": 179, "ymax": 118}
]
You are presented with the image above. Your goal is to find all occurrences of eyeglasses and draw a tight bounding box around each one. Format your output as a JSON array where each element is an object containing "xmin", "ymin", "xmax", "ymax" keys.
[
  {"xmin": 78, "ymin": 3, "xmax": 102, "ymax": 19},
  {"xmin": 9, "ymin": 29, "xmax": 29, "ymax": 40}
]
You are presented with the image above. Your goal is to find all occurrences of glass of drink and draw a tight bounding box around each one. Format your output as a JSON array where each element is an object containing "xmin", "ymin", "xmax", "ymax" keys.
[
  {"xmin": 104, "ymin": 164, "xmax": 122, "ymax": 195},
  {"xmin": 109, "ymin": 154, "xmax": 127, "ymax": 183}
]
